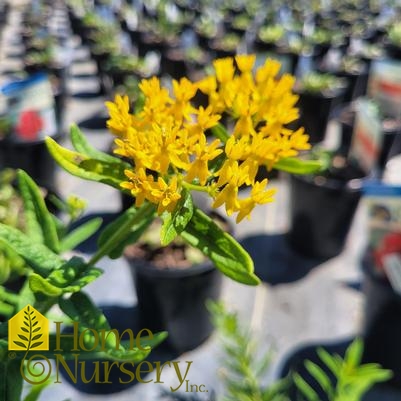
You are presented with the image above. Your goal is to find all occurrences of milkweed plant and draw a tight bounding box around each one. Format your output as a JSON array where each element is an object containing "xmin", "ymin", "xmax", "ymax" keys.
[
  {"xmin": 0, "ymin": 55, "xmax": 350, "ymax": 400},
  {"xmin": 46, "ymin": 55, "xmax": 324, "ymax": 285}
]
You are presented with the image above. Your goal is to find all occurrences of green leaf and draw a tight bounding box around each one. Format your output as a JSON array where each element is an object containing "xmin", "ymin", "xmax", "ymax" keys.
[
  {"xmin": 5, "ymin": 359, "xmax": 23, "ymax": 401},
  {"xmin": 344, "ymin": 338, "xmax": 363, "ymax": 368},
  {"xmin": 29, "ymin": 274, "xmax": 62, "ymax": 296},
  {"xmin": 69, "ymin": 124, "xmax": 121, "ymax": 163},
  {"xmin": 0, "ymin": 224, "xmax": 63, "ymax": 276},
  {"xmin": 317, "ymin": 347, "xmax": 340, "ymax": 377},
  {"xmin": 29, "ymin": 257, "xmax": 102, "ymax": 295},
  {"xmin": 180, "ymin": 208, "xmax": 260, "ymax": 285},
  {"xmin": 59, "ymin": 292, "xmax": 110, "ymax": 331},
  {"xmin": 305, "ymin": 360, "xmax": 333, "ymax": 397},
  {"xmin": 60, "ymin": 217, "xmax": 103, "ymax": 252},
  {"xmin": 17, "ymin": 170, "xmax": 60, "ymax": 253},
  {"xmin": 58, "ymin": 293, "xmax": 154, "ymax": 362},
  {"xmin": 45, "ymin": 137, "xmax": 129, "ymax": 189},
  {"xmin": 95, "ymin": 203, "xmax": 155, "ymax": 261},
  {"xmin": 161, "ymin": 189, "xmax": 193, "ymax": 245},
  {"xmin": 273, "ymin": 157, "xmax": 326, "ymax": 174},
  {"xmin": 293, "ymin": 373, "xmax": 319, "ymax": 401}
]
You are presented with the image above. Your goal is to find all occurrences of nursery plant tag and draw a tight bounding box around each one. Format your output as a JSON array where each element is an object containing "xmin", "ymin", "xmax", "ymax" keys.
[
  {"xmin": 1, "ymin": 73, "xmax": 57, "ymax": 142},
  {"xmin": 363, "ymin": 183, "xmax": 401, "ymax": 276},
  {"xmin": 349, "ymin": 98, "xmax": 382, "ymax": 173},
  {"xmin": 368, "ymin": 59, "xmax": 401, "ymax": 119},
  {"xmin": 383, "ymin": 254, "xmax": 401, "ymax": 295}
]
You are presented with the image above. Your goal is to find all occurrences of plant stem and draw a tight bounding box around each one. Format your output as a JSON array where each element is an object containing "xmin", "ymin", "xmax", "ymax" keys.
[
  {"xmin": 181, "ymin": 182, "xmax": 212, "ymax": 194},
  {"xmin": 88, "ymin": 202, "xmax": 155, "ymax": 266},
  {"xmin": 210, "ymin": 123, "xmax": 230, "ymax": 143}
]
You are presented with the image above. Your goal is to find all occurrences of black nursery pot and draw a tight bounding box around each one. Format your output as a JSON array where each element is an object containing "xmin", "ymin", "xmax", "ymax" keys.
[
  {"xmin": 362, "ymin": 252, "xmax": 401, "ymax": 387},
  {"xmin": 296, "ymin": 88, "xmax": 346, "ymax": 144},
  {"xmin": 128, "ymin": 258, "xmax": 222, "ymax": 354},
  {"xmin": 0, "ymin": 134, "xmax": 61, "ymax": 192},
  {"xmin": 287, "ymin": 163, "xmax": 365, "ymax": 259}
]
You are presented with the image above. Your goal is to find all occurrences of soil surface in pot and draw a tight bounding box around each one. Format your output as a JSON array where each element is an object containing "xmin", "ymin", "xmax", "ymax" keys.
[
  {"xmin": 125, "ymin": 242, "xmax": 202, "ymax": 269},
  {"xmin": 124, "ymin": 213, "xmax": 230, "ymax": 269}
]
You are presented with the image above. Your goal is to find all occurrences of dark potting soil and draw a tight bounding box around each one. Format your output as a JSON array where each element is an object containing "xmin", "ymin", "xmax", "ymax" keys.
[
  {"xmin": 124, "ymin": 212, "xmax": 230, "ymax": 270},
  {"xmin": 125, "ymin": 243, "xmax": 197, "ymax": 269}
]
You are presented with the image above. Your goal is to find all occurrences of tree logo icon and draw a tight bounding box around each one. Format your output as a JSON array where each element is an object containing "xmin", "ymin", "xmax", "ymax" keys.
[{"xmin": 8, "ymin": 305, "xmax": 49, "ymax": 351}]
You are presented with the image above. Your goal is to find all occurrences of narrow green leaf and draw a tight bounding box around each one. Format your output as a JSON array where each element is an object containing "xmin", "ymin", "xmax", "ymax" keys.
[
  {"xmin": 70, "ymin": 124, "xmax": 121, "ymax": 163},
  {"xmin": 344, "ymin": 338, "xmax": 363, "ymax": 368},
  {"xmin": 161, "ymin": 189, "xmax": 193, "ymax": 245},
  {"xmin": 293, "ymin": 373, "xmax": 320, "ymax": 401},
  {"xmin": 45, "ymin": 137, "xmax": 128, "ymax": 189},
  {"xmin": 60, "ymin": 217, "xmax": 103, "ymax": 252},
  {"xmin": 317, "ymin": 347, "xmax": 341, "ymax": 377},
  {"xmin": 305, "ymin": 360, "xmax": 333, "ymax": 397},
  {"xmin": 95, "ymin": 203, "xmax": 155, "ymax": 261},
  {"xmin": 17, "ymin": 170, "xmax": 59, "ymax": 253},
  {"xmin": 0, "ymin": 224, "xmax": 63, "ymax": 276},
  {"xmin": 180, "ymin": 208, "xmax": 260, "ymax": 285},
  {"xmin": 273, "ymin": 157, "xmax": 326, "ymax": 174}
]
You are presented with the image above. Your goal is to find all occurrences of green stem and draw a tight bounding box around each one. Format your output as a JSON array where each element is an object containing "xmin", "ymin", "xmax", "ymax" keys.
[
  {"xmin": 210, "ymin": 123, "xmax": 230, "ymax": 143},
  {"xmin": 181, "ymin": 182, "xmax": 212, "ymax": 194},
  {"xmin": 88, "ymin": 202, "xmax": 155, "ymax": 266}
]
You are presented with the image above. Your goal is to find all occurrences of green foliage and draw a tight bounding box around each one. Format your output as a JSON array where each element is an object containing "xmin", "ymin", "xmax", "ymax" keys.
[
  {"xmin": 209, "ymin": 301, "xmax": 289, "ymax": 401},
  {"xmin": 210, "ymin": 303, "xmax": 391, "ymax": 401},
  {"xmin": 181, "ymin": 209, "xmax": 260, "ymax": 285},
  {"xmin": 294, "ymin": 339, "xmax": 393, "ymax": 401},
  {"xmin": 0, "ymin": 170, "xmax": 167, "ymax": 401},
  {"xmin": 298, "ymin": 73, "xmax": 346, "ymax": 94},
  {"xmin": 388, "ymin": 22, "xmax": 401, "ymax": 46},
  {"xmin": 47, "ymin": 125, "xmax": 260, "ymax": 286},
  {"xmin": 258, "ymin": 25, "xmax": 285, "ymax": 43},
  {"xmin": 161, "ymin": 189, "xmax": 194, "ymax": 246}
]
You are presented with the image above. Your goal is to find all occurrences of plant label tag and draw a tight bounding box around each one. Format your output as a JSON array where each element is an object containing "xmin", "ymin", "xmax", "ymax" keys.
[
  {"xmin": 368, "ymin": 59, "xmax": 401, "ymax": 119},
  {"xmin": 383, "ymin": 253, "xmax": 401, "ymax": 295},
  {"xmin": 1, "ymin": 73, "xmax": 57, "ymax": 142},
  {"xmin": 349, "ymin": 98, "xmax": 382, "ymax": 173}
]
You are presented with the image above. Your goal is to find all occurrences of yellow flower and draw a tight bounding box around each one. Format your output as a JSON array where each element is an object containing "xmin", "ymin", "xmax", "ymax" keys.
[
  {"xmin": 185, "ymin": 135, "xmax": 222, "ymax": 185},
  {"xmin": 121, "ymin": 168, "xmax": 154, "ymax": 207},
  {"xmin": 235, "ymin": 54, "xmax": 256, "ymax": 73},
  {"xmin": 106, "ymin": 54, "xmax": 311, "ymax": 225},
  {"xmin": 236, "ymin": 179, "xmax": 276, "ymax": 223},
  {"xmin": 213, "ymin": 58, "xmax": 235, "ymax": 83},
  {"xmin": 150, "ymin": 177, "xmax": 182, "ymax": 214},
  {"xmin": 105, "ymin": 95, "xmax": 132, "ymax": 137},
  {"xmin": 212, "ymin": 182, "xmax": 239, "ymax": 216}
]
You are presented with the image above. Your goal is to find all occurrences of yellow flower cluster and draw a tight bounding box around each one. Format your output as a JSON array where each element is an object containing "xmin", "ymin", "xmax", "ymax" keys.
[{"xmin": 105, "ymin": 55, "xmax": 310, "ymax": 222}]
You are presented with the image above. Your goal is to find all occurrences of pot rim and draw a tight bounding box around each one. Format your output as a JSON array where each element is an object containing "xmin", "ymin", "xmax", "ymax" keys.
[
  {"xmin": 290, "ymin": 167, "xmax": 367, "ymax": 192},
  {"xmin": 128, "ymin": 256, "xmax": 216, "ymax": 278}
]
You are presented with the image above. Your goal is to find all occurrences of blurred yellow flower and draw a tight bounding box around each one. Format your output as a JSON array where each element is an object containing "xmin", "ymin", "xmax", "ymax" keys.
[{"xmin": 106, "ymin": 55, "xmax": 311, "ymax": 221}]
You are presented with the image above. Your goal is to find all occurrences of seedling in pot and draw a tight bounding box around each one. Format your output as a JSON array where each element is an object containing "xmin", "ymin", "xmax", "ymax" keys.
[
  {"xmin": 388, "ymin": 22, "xmax": 401, "ymax": 47},
  {"xmin": 258, "ymin": 24, "xmax": 285, "ymax": 44},
  {"xmin": 296, "ymin": 72, "xmax": 347, "ymax": 96}
]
